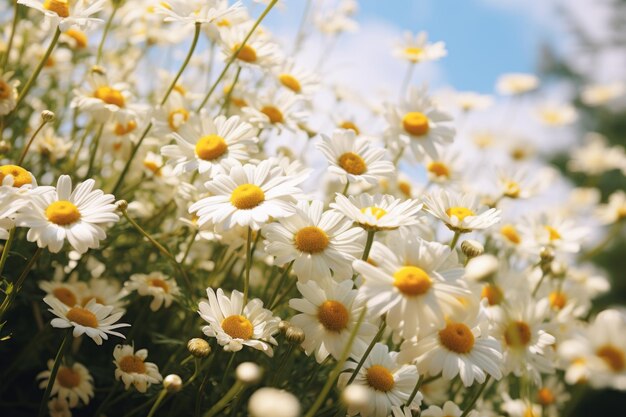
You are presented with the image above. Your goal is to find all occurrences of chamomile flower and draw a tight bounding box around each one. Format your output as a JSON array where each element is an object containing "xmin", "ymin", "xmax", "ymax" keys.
[
  {"xmin": 289, "ymin": 279, "xmax": 378, "ymax": 363},
  {"xmin": 273, "ymin": 59, "xmax": 320, "ymax": 95},
  {"xmin": 161, "ymin": 111, "xmax": 257, "ymax": 176},
  {"xmin": 517, "ymin": 212, "xmax": 588, "ymax": 254},
  {"xmin": 113, "ymin": 344, "xmax": 163, "ymax": 393},
  {"xmin": 337, "ymin": 343, "xmax": 422, "ymax": 417},
  {"xmin": 535, "ymin": 376, "xmax": 570, "ymax": 417},
  {"xmin": 423, "ymin": 149, "xmax": 464, "ymax": 185},
  {"xmin": 422, "ymin": 189, "xmax": 501, "ymax": 233},
  {"xmin": 0, "ymin": 164, "xmax": 38, "ymax": 190},
  {"xmin": 580, "ymin": 81, "xmax": 625, "ymax": 107},
  {"xmin": 189, "ymin": 160, "xmax": 305, "ymax": 231},
  {"xmin": 220, "ymin": 23, "xmax": 281, "ymax": 70},
  {"xmin": 385, "ymin": 85, "xmax": 455, "ymax": 159},
  {"xmin": 331, "ymin": 193, "xmax": 423, "ymax": 231},
  {"xmin": 0, "ymin": 71, "xmax": 18, "ymax": 116},
  {"xmin": 317, "ymin": 129, "xmax": 394, "ymax": 186},
  {"xmin": 535, "ymin": 102, "xmax": 577, "ymax": 127},
  {"xmin": 43, "ymin": 296, "xmax": 130, "ymax": 345},
  {"xmin": 37, "ymin": 360, "xmax": 94, "ymax": 407},
  {"xmin": 496, "ymin": 73, "xmax": 539, "ymax": 95},
  {"xmin": 264, "ymin": 200, "xmax": 365, "ymax": 282},
  {"xmin": 393, "ymin": 31, "xmax": 447, "ymax": 64},
  {"xmin": 125, "ymin": 272, "xmax": 180, "ymax": 311},
  {"xmin": 595, "ymin": 190, "xmax": 626, "ymax": 224},
  {"xmin": 198, "ymin": 288, "xmax": 280, "ymax": 356},
  {"xmin": 18, "ymin": 0, "xmax": 106, "ymax": 31},
  {"xmin": 422, "ymin": 401, "xmax": 474, "ymax": 417},
  {"xmin": 242, "ymin": 89, "xmax": 307, "ymax": 132},
  {"xmin": 48, "ymin": 397, "xmax": 71, "ymax": 417},
  {"xmin": 155, "ymin": 0, "xmax": 240, "ymax": 25},
  {"xmin": 16, "ymin": 175, "xmax": 119, "ymax": 254}
]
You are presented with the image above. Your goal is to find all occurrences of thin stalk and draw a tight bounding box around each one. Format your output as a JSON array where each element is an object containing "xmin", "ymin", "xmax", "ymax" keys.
[
  {"xmin": 85, "ymin": 123, "xmax": 104, "ymax": 179},
  {"xmin": 17, "ymin": 117, "xmax": 49, "ymax": 165},
  {"xmin": 292, "ymin": 0, "xmax": 312, "ymax": 55},
  {"xmin": 399, "ymin": 62, "xmax": 416, "ymax": 99},
  {"xmin": 92, "ymin": 382, "xmax": 119, "ymax": 417},
  {"xmin": 361, "ymin": 230, "xmax": 376, "ymax": 261},
  {"xmin": 1, "ymin": 1, "xmax": 20, "ymax": 71},
  {"xmin": 96, "ymin": 1, "xmax": 121, "ymax": 65},
  {"xmin": 405, "ymin": 373, "xmax": 423, "ymax": 406},
  {"xmin": 180, "ymin": 229, "xmax": 199, "ymax": 266},
  {"xmin": 36, "ymin": 329, "xmax": 72, "ymax": 417},
  {"xmin": 220, "ymin": 65, "xmax": 242, "ymax": 114},
  {"xmin": 267, "ymin": 260, "xmax": 294, "ymax": 307},
  {"xmin": 203, "ymin": 381, "xmax": 244, "ymax": 417},
  {"xmin": 531, "ymin": 270, "xmax": 549, "ymax": 297},
  {"xmin": 243, "ymin": 226, "xmax": 253, "ymax": 307},
  {"xmin": 346, "ymin": 320, "xmax": 386, "ymax": 385},
  {"xmin": 341, "ymin": 181, "xmax": 350, "ymax": 195},
  {"xmin": 0, "ymin": 228, "xmax": 15, "ymax": 278},
  {"xmin": 0, "ymin": 247, "xmax": 42, "ymax": 323},
  {"xmin": 449, "ymin": 231, "xmax": 461, "ymax": 250},
  {"xmin": 459, "ymin": 375, "xmax": 491, "ymax": 417},
  {"xmin": 146, "ymin": 389, "xmax": 168, "ymax": 417}
]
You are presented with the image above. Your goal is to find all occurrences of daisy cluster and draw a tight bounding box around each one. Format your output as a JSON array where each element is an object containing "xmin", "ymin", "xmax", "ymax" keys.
[{"xmin": 0, "ymin": 1, "xmax": 625, "ymax": 417}]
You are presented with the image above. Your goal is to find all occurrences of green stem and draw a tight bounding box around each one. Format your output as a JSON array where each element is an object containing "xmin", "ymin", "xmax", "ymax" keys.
[
  {"xmin": 85, "ymin": 123, "xmax": 104, "ymax": 179},
  {"xmin": 346, "ymin": 319, "xmax": 385, "ymax": 385},
  {"xmin": 0, "ymin": 228, "xmax": 15, "ymax": 279},
  {"xmin": 405, "ymin": 373, "xmax": 423, "ymax": 406},
  {"xmin": 267, "ymin": 260, "xmax": 294, "ymax": 307},
  {"xmin": 93, "ymin": 382, "xmax": 119, "ymax": 417},
  {"xmin": 579, "ymin": 222, "xmax": 622, "ymax": 261},
  {"xmin": 146, "ymin": 389, "xmax": 168, "ymax": 417},
  {"xmin": 96, "ymin": 1, "xmax": 121, "ymax": 65},
  {"xmin": 203, "ymin": 381, "xmax": 244, "ymax": 417},
  {"xmin": 37, "ymin": 329, "xmax": 72, "ymax": 417},
  {"xmin": 180, "ymin": 229, "xmax": 199, "ymax": 266},
  {"xmin": 449, "ymin": 231, "xmax": 461, "ymax": 250},
  {"xmin": 531, "ymin": 270, "xmax": 549, "ymax": 298},
  {"xmin": 361, "ymin": 230, "xmax": 376, "ymax": 261},
  {"xmin": 220, "ymin": 65, "xmax": 242, "ymax": 113},
  {"xmin": 1, "ymin": 1, "xmax": 20, "ymax": 71},
  {"xmin": 459, "ymin": 375, "xmax": 491, "ymax": 417},
  {"xmin": 341, "ymin": 181, "xmax": 350, "ymax": 195},
  {"xmin": 17, "ymin": 118, "xmax": 48, "ymax": 165},
  {"xmin": 243, "ymin": 226, "xmax": 253, "ymax": 307},
  {"xmin": 0, "ymin": 247, "xmax": 42, "ymax": 323}
]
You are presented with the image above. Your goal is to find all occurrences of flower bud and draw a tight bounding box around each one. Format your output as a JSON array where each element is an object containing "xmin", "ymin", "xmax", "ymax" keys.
[
  {"xmin": 41, "ymin": 110, "xmax": 55, "ymax": 122},
  {"xmin": 461, "ymin": 239, "xmax": 484, "ymax": 259},
  {"xmin": 248, "ymin": 388, "xmax": 301, "ymax": 417},
  {"xmin": 236, "ymin": 362, "xmax": 263, "ymax": 384},
  {"xmin": 187, "ymin": 338, "xmax": 211, "ymax": 358},
  {"xmin": 464, "ymin": 254, "xmax": 498, "ymax": 282},
  {"xmin": 341, "ymin": 384, "xmax": 369, "ymax": 409},
  {"xmin": 163, "ymin": 374, "xmax": 182, "ymax": 393},
  {"xmin": 278, "ymin": 320, "xmax": 291, "ymax": 333},
  {"xmin": 115, "ymin": 200, "xmax": 128, "ymax": 211},
  {"xmin": 285, "ymin": 326, "xmax": 305, "ymax": 345}
]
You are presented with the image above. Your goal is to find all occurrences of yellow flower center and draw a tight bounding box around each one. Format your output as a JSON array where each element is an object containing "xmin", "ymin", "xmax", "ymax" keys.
[
  {"xmin": 294, "ymin": 226, "xmax": 329, "ymax": 254},
  {"xmin": 503, "ymin": 181, "xmax": 521, "ymax": 198},
  {"xmin": 66, "ymin": 306, "xmax": 98, "ymax": 328},
  {"xmin": 537, "ymin": 387, "xmax": 555, "ymax": 406},
  {"xmin": 511, "ymin": 147, "xmax": 529, "ymax": 161},
  {"xmin": 545, "ymin": 226, "xmax": 561, "ymax": 241},
  {"xmin": 149, "ymin": 278, "xmax": 170, "ymax": 293},
  {"xmin": 94, "ymin": 86, "xmax": 125, "ymax": 108},
  {"xmin": 404, "ymin": 46, "xmax": 424, "ymax": 62},
  {"xmin": 548, "ymin": 291, "xmax": 567, "ymax": 310},
  {"xmin": 0, "ymin": 165, "xmax": 32, "ymax": 187},
  {"xmin": 338, "ymin": 152, "xmax": 366, "ymax": 175},
  {"xmin": 234, "ymin": 44, "xmax": 257, "ymax": 63},
  {"xmin": 56, "ymin": 366, "xmax": 81, "ymax": 388},
  {"xmin": 446, "ymin": 206, "xmax": 475, "ymax": 222},
  {"xmin": 439, "ymin": 322, "xmax": 475, "ymax": 354},
  {"xmin": 168, "ymin": 108, "xmax": 189, "ymax": 131},
  {"xmin": 230, "ymin": 184, "xmax": 265, "ymax": 210},
  {"xmin": 597, "ymin": 344, "xmax": 626, "ymax": 372},
  {"xmin": 393, "ymin": 266, "xmax": 431, "ymax": 296},
  {"xmin": 402, "ymin": 111, "xmax": 430, "ymax": 136},
  {"xmin": 317, "ymin": 300, "xmax": 349, "ymax": 332},
  {"xmin": 260, "ymin": 105, "xmax": 284, "ymax": 124},
  {"xmin": 53, "ymin": 288, "xmax": 78, "ymax": 307},
  {"xmin": 500, "ymin": 224, "xmax": 521, "ymax": 244},
  {"xmin": 504, "ymin": 321, "xmax": 531, "ymax": 348},
  {"xmin": 46, "ymin": 201, "xmax": 81, "ymax": 226},
  {"xmin": 428, "ymin": 161, "xmax": 450, "ymax": 178},
  {"xmin": 119, "ymin": 355, "xmax": 147, "ymax": 374},
  {"xmin": 339, "ymin": 121, "xmax": 360, "ymax": 135},
  {"xmin": 221, "ymin": 315, "xmax": 253, "ymax": 340},
  {"xmin": 44, "ymin": 0, "xmax": 69, "ymax": 18},
  {"xmin": 143, "ymin": 160, "xmax": 162, "ymax": 176},
  {"xmin": 65, "ymin": 28, "xmax": 87, "ymax": 48},
  {"xmin": 360, "ymin": 206, "xmax": 387, "ymax": 219},
  {"xmin": 279, "ymin": 74, "xmax": 301, "ymax": 93},
  {"xmin": 173, "ymin": 84, "xmax": 186, "ymax": 96},
  {"xmin": 114, "ymin": 120, "xmax": 137, "ymax": 136},
  {"xmin": 398, "ymin": 181, "xmax": 412, "ymax": 198},
  {"xmin": 366, "ymin": 365, "xmax": 395, "ymax": 392},
  {"xmin": 195, "ymin": 134, "xmax": 228, "ymax": 161},
  {"xmin": 481, "ymin": 284, "xmax": 504, "ymax": 306},
  {"xmin": 0, "ymin": 80, "xmax": 11, "ymax": 99}
]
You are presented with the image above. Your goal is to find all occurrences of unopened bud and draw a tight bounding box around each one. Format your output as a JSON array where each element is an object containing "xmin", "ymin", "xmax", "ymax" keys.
[
  {"xmin": 91, "ymin": 65, "xmax": 106, "ymax": 75},
  {"xmin": 163, "ymin": 374, "xmax": 182, "ymax": 393},
  {"xmin": 236, "ymin": 362, "xmax": 263, "ymax": 384},
  {"xmin": 41, "ymin": 110, "xmax": 55, "ymax": 122},
  {"xmin": 341, "ymin": 384, "xmax": 369, "ymax": 409},
  {"xmin": 461, "ymin": 239, "xmax": 484, "ymax": 259},
  {"xmin": 187, "ymin": 338, "xmax": 211, "ymax": 358},
  {"xmin": 465, "ymin": 254, "xmax": 498, "ymax": 282},
  {"xmin": 115, "ymin": 200, "xmax": 128, "ymax": 211},
  {"xmin": 249, "ymin": 388, "xmax": 301, "ymax": 417},
  {"xmin": 278, "ymin": 320, "xmax": 291, "ymax": 333},
  {"xmin": 285, "ymin": 326, "xmax": 305, "ymax": 345}
]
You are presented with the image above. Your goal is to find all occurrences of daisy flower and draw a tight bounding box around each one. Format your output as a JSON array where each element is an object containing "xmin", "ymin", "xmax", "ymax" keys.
[
  {"xmin": 47, "ymin": 397, "xmax": 71, "ymax": 417},
  {"xmin": 517, "ymin": 212, "xmax": 588, "ymax": 254},
  {"xmin": 43, "ymin": 296, "xmax": 130, "ymax": 345},
  {"xmin": 331, "ymin": 193, "xmax": 423, "ymax": 232},
  {"xmin": 0, "ymin": 72, "xmax": 19, "ymax": 116},
  {"xmin": 273, "ymin": 59, "xmax": 320, "ymax": 95},
  {"xmin": 384, "ymin": 85, "xmax": 455, "ymax": 159},
  {"xmin": 317, "ymin": 129, "xmax": 395, "ymax": 186},
  {"xmin": 451, "ymin": 91, "xmax": 493, "ymax": 113},
  {"xmin": 39, "ymin": 275, "xmax": 87, "ymax": 308},
  {"xmin": 155, "ymin": 0, "xmax": 240, "ymax": 25},
  {"xmin": 535, "ymin": 102, "xmax": 577, "ymax": 127},
  {"xmin": 289, "ymin": 279, "xmax": 378, "ymax": 363},
  {"xmin": 37, "ymin": 360, "xmax": 94, "ymax": 407},
  {"xmin": 580, "ymin": 81, "xmax": 625, "ymax": 107},
  {"xmin": 15, "ymin": 175, "xmax": 119, "ymax": 254},
  {"xmin": 242, "ymin": 89, "xmax": 307, "ymax": 133},
  {"xmin": 220, "ymin": 23, "xmax": 282, "ymax": 70},
  {"xmin": 422, "ymin": 189, "xmax": 501, "ymax": 233},
  {"xmin": 152, "ymin": 90, "xmax": 192, "ymax": 134},
  {"xmin": 198, "ymin": 288, "xmax": 280, "ymax": 356},
  {"xmin": 423, "ymin": 149, "xmax": 464, "ymax": 185},
  {"xmin": 496, "ymin": 73, "xmax": 539, "ymax": 95},
  {"xmin": 189, "ymin": 160, "xmax": 305, "ymax": 231},
  {"xmin": 18, "ymin": 0, "xmax": 106, "ymax": 31},
  {"xmin": 124, "ymin": 271, "xmax": 181, "ymax": 311},
  {"xmin": 536, "ymin": 376, "xmax": 570, "ymax": 417},
  {"xmin": 595, "ymin": 190, "xmax": 626, "ymax": 224},
  {"xmin": 399, "ymin": 303, "xmax": 503, "ymax": 387},
  {"xmin": 264, "ymin": 200, "xmax": 364, "ymax": 282},
  {"xmin": 337, "ymin": 343, "xmax": 421, "ymax": 417},
  {"xmin": 393, "ymin": 31, "xmax": 447, "ymax": 64},
  {"xmin": 161, "ymin": 111, "xmax": 257, "ymax": 176},
  {"xmin": 0, "ymin": 164, "xmax": 38, "ymax": 189},
  {"xmin": 353, "ymin": 238, "xmax": 468, "ymax": 338},
  {"xmin": 422, "ymin": 401, "xmax": 474, "ymax": 417},
  {"xmin": 113, "ymin": 344, "xmax": 163, "ymax": 393}
]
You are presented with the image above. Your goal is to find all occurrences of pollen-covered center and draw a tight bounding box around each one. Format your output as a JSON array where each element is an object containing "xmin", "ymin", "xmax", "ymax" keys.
[
  {"xmin": 537, "ymin": 387, "xmax": 555, "ymax": 406},
  {"xmin": 0, "ymin": 80, "xmax": 11, "ymax": 99},
  {"xmin": 119, "ymin": 355, "xmax": 147, "ymax": 374},
  {"xmin": 545, "ymin": 226, "xmax": 561, "ymax": 241},
  {"xmin": 428, "ymin": 161, "xmax": 450, "ymax": 179},
  {"xmin": 439, "ymin": 322, "xmax": 475, "ymax": 354},
  {"xmin": 279, "ymin": 74, "xmax": 301, "ymax": 93},
  {"xmin": 46, "ymin": 200, "xmax": 81, "ymax": 226},
  {"xmin": 481, "ymin": 284, "xmax": 504, "ymax": 306},
  {"xmin": 143, "ymin": 160, "xmax": 162, "ymax": 176},
  {"xmin": 230, "ymin": 184, "xmax": 265, "ymax": 210},
  {"xmin": 149, "ymin": 278, "xmax": 170, "ymax": 293},
  {"xmin": 260, "ymin": 105, "xmax": 284, "ymax": 124},
  {"xmin": 66, "ymin": 306, "xmax": 98, "ymax": 328},
  {"xmin": 294, "ymin": 226, "xmax": 329, "ymax": 254},
  {"xmin": 44, "ymin": 0, "xmax": 69, "ymax": 18},
  {"xmin": 114, "ymin": 120, "xmax": 137, "ymax": 136},
  {"xmin": 405, "ymin": 46, "xmax": 424, "ymax": 61},
  {"xmin": 402, "ymin": 111, "xmax": 430, "ymax": 136},
  {"xmin": 339, "ymin": 121, "xmax": 360, "ymax": 135},
  {"xmin": 549, "ymin": 291, "xmax": 567, "ymax": 310},
  {"xmin": 317, "ymin": 300, "xmax": 349, "ymax": 332},
  {"xmin": 234, "ymin": 44, "xmax": 257, "ymax": 63},
  {"xmin": 503, "ymin": 181, "xmax": 521, "ymax": 198},
  {"xmin": 366, "ymin": 365, "xmax": 395, "ymax": 392},
  {"xmin": 53, "ymin": 287, "xmax": 78, "ymax": 307},
  {"xmin": 500, "ymin": 224, "xmax": 521, "ymax": 244},
  {"xmin": 446, "ymin": 206, "xmax": 475, "ymax": 222},
  {"xmin": 66, "ymin": 29, "xmax": 88, "ymax": 48},
  {"xmin": 168, "ymin": 108, "xmax": 189, "ymax": 131},
  {"xmin": 94, "ymin": 86, "xmax": 125, "ymax": 108},
  {"xmin": 361, "ymin": 206, "xmax": 387, "ymax": 220},
  {"xmin": 504, "ymin": 321, "xmax": 532, "ymax": 348},
  {"xmin": 393, "ymin": 266, "xmax": 432, "ymax": 296},
  {"xmin": 195, "ymin": 134, "xmax": 228, "ymax": 161},
  {"xmin": 56, "ymin": 366, "xmax": 81, "ymax": 388},
  {"xmin": 338, "ymin": 152, "xmax": 366, "ymax": 175},
  {"xmin": 596, "ymin": 344, "xmax": 626, "ymax": 372},
  {"xmin": 221, "ymin": 315, "xmax": 253, "ymax": 340},
  {"xmin": 0, "ymin": 165, "xmax": 32, "ymax": 187}
]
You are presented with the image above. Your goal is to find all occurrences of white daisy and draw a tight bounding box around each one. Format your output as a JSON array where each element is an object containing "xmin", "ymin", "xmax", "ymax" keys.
[
  {"xmin": 43, "ymin": 296, "xmax": 130, "ymax": 345},
  {"xmin": 422, "ymin": 189, "xmax": 501, "ymax": 233},
  {"xmin": 517, "ymin": 212, "xmax": 588, "ymax": 254},
  {"xmin": 48, "ymin": 397, "xmax": 71, "ymax": 417},
  {"xmin": 0, "ymin": 164, "xmax": 39, "ymax": 189},
  {"xmin": 161, "ymin": 111, "xmax": 257, "ymax": 176},
  {"xmin": 422, "ymin": 401, "xmax": 473, "ymax": 417},
  {"xmin": 289, "ymin": 279, "xmax": 378, "ymax": 363},
  {"xmin": 16, "ymin": 175, "xmax": 119, "ymax": 254},
  {"xmin": 535, "ymin": 102, "xmax": 577, "ymax": 127},
  {"xmin": 189, "ymin": 160, "xmax": 305, "ymax": 231},
  {"xmin": 220, "ymin": 22, "xmax": 282, "ymax": 70},
  {"xmin": 496, "ymin": 73, "xmax": 539, "ymax": 95},
  {"xmin": 264, "ymin": 200, "xmax": 364, "ymax": 282},
  {"xmin": 0, "ymin": 71, "xmax": 19, "ymax": 116},
  {"xmin": 37, "ymin": 360, "xmax": 94, "ymax": 407},
  {"xmin": 242, "ymin": 89, "xmax": 307, "ymax": 133},
  {"xmin": 580, "ymin": 81, "xmax": 625, "ymax": 107},
  {"xmin": 337, "ymin": 343, "xmax": 422, "ymax": 417},
  {"xmin": 317, "ymin": 129, "xmax": 395, "ymax": 186},
  {"xmin": 155, "ymin": 0, "xmax": 240, "ymax": 25},
  {"xmin": 273, "ymin": 59, "xmax": 320, "ymax": 96},
  {"xmin": 124, "ymin": 271, "xmax": 181, "ymax": 311},
  {"xmin": 331, "ymin": 193, "xmax": 423, "ymax": 231},
  {"xmin": 393, "ymin": 31, "xmax": 447, "ymax": 64},
  {"xmin": 18, "ymin": 0, "xmax": 106, "ymax": 31},
  {"xmin": 113, "ymin": 344, "xmax": 163, "ymax": 393},
  {"xmin": 596, "ymin": 190, "xmax": 626, "ymax": 224},
  {"xmin": 198, "ymin": 287, "xmax": 280, "ymax": 356}
]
